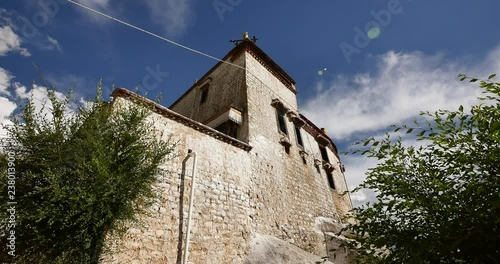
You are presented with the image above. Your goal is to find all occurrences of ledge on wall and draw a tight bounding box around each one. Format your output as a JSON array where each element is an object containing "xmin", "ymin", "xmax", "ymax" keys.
[
  {"xmin": 271, "ymin": 98, "xmax": 289, "ymax": 113},
  {"xmin": 279, "ymin": 135, "xmax": 291, "ymax": 145},
  {"xmin": 316, "ymin": 134, "xmax": 330, "ymax": 147},
  {"xmin": 279, "ymin": 136, "xmax": 292, "ymax": 154},
  {"xmin": 322, "ymin": 162, "xmax": 335, "ymax": 173},
  {"xmin": 286, "ymin": 110, "xmax": 305, "ymax": 127},
  {"xmin": 111, "ymin": 88, "xmax": 253, "ymax": 151}
]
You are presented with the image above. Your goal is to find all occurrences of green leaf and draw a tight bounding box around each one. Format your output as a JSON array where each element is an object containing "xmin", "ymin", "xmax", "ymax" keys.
[
  {"xmin": 488, "ymin": 74, "xmax": 496, "ymax": 80},
  {"xmin": 344, "ymin": 73, "xmax": 500, "ymax": 263},
  {"xmin": 0, "ymin": 80, "xmax": 176, "ymax": 263},
  {"xmin": 491, "ymin": 122, "xmax": 500, "ymax": 132}
]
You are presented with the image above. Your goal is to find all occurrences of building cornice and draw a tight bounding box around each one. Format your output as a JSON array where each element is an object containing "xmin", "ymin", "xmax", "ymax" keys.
[
  {"xmin": 299, "ymin": 114, "xmax": 340, "ymax": 160},
  {"xmin": 242, "ymin": 40, "xmax": 297, "ymax": 94},
  {"xmin": 169, "ymin": 39, "xmax": 297, "ymax": 109},
  {"xmin": 112, "ymin": 88, "xmax": 253, "ymax": 152}
]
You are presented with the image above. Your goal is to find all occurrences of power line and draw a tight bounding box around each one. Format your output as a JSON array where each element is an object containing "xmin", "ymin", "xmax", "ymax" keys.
[
  {"xmin": 66, "ymin": 0, "xmax": 245, "ymax": 71},
  {"xmin": 67, "ymin": 0, "xmax": 299, "ymax": 113}
]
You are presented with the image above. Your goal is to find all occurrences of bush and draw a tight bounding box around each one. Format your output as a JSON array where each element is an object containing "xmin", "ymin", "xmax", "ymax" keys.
[{"xmin": 0, "ymin": 82, "xmax": 175, "ymax": 263}]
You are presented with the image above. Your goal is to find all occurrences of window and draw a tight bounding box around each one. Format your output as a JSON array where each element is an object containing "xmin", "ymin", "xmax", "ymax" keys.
[
  {"xmin": 319, "ymin": 145, "xmax": 329, "ymax": 162},
  {"xmin": 294, "ymin": 125, "xmax": 303, "ymax": 148},
  {"xmin": 200, "ymin": 84, "xmax": 209, "ymax": 104},
  {"xmin": 326, "ymin": 172, "xmax": 335, "ymax": 189},
  {"xmin": 276, "ymin": 109, "xmax": 288, "ymax": 135},
  {"xmin": 215, "ymin": 121, "xmax": 238, "ymax": 138}
]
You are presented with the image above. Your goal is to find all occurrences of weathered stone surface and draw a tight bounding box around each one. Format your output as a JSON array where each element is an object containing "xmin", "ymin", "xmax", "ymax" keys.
[
  {"xmin": 324, "ymin": 233, "xmax": 358, "ymax": 264},
  {"xmin": 104, "ymin": 39, "xmax": 353, "ymax": 264},
  {"xmin": 315, "ymin": 217, "xmax": 343, "ymax": 234},
  {"xmin": 245, "ymin": 233, "xmax": 333, "ymax": 264}
]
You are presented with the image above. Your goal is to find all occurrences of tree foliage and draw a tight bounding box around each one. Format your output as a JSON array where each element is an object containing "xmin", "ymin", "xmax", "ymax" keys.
[
  {"xmin": 0, "ymin": 82, "xmax": 175, "ymax": 263},
  {"xmin": 345, "ymin": 74, "xmax": 500, "ymax": 263}
]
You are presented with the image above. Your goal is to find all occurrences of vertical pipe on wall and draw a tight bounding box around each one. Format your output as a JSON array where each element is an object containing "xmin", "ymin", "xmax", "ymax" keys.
[
  {"xmin": 183, "ymin": 149, "xmax": 197, "ymax": 264},
  {"xmin": 338, "ymin": 162, "xmax": 353, "ymax": 210}
]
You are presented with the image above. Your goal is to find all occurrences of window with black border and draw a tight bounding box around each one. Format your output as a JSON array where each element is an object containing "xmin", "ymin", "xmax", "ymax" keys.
[
  {"xmin": 276, "ymin": 108, "xmax": 288, "ymax": 135},
  {"xmin": 319, "ymin": 145, "xmax": 329, "ymax": 163},
  {"xmin": 294, "ymin": 124, "xmax": 303, "ymax": 148},
  {"xmin": 326, "ymin": 171, "xmax": 335, "ymax": 189},
  {"xmin": 200, "ymin": 83, "xmax": 209, "ymax": 104}
]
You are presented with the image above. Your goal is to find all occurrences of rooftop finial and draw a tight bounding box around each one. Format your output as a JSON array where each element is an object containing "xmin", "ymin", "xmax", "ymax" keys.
[{"xmin": 229, "ymin": 32, "xmax": 259, "ymax": 46}]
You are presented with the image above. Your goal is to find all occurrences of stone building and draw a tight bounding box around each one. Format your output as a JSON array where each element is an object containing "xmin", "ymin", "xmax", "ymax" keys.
[{"xmin": 106, "ymin": 34, "xmax": 353, "ymax": 263}]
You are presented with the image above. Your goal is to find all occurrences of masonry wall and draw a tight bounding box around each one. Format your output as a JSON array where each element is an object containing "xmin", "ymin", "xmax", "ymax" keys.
[
  {"xmin": 243, "ymin": 52, "xmax": 347, "ymax": 255},
  {"xmin": 312, "ymin": 140, "xmax": 353, "ymax": 220},
  {"xmin": 169, "ymin": 53, "xmax": 249, "ymax": 142},
  {"xmin": 104, "ymin": 47, "xmax": 352, "ymax": 263},
  {"xmin": 104, "ymin": 97, "xmax": 253, "ymax": 264}
]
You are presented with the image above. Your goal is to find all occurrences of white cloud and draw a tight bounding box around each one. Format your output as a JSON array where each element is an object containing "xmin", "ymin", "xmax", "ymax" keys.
[
  {"xmin": 0, "ymin": 9, "xmax": 14, "ymax": 27},
  {"xmin": 46, "ymin": 73, "xmax": 85, "ymax": 90},
  {"xmin": 68, "ymin": 1, "xmax": 192, "ymax": 36},
  {"xmin": 0, "ymin": 66, "xmax": 87, "ymax": 139},
  {"xmin": 145, "ymin": 0, "xmax": 193, "ymax": 36},
  {"xmin": 0, "ymin": 96, "xmax": 17, "ymax": 137},
  {"xmin": 303, "ymin": 45, "xmax": 500, "ymax": 206},
  {"xmin": 302, "ymin": 46, "xmax": 500, "ymax": 140},
  {"xmin": 0, "ymin": 9, "xmax": 62, "ymax": 55},
  {"xmin": 0, "ymin": 67, "xmax": 13, "ymax": 96},
  {"xmin": 78, "ymin": 0, "xmax": 112, "ymax": 9},
  {"xmin": 47, "ymin": 36, "xmax": 62, "ymax": 53},
  {"xmin": 342, "ymin": 154, "xmax": 379, "ymax": 207},
  {"xmin": 0, "ymin": 67, "xmax": 16, "ymax": 137},
  {"xmin": 15, "ymin": 82, "xmax": 68, "ymax": 121},
  {"xmin": 0, "ymin": 82, "xmax": 72, "ymax": 140},
  {"xmin": 0, "ymin": 25, "xmax": 31, "ymax": 57},
  {"xmin": 342, "ymin": 130, "xmax": 431, "ymax": 207},
  {"xmin": 72, "ymin": 0, "xmax": 116, "ymax": 24}
]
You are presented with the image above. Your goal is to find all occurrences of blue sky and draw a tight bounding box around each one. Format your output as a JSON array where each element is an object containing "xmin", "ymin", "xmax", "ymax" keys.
[{"xmin": 1, "ymin": 0, "xmax": 500, "ymax": 205}]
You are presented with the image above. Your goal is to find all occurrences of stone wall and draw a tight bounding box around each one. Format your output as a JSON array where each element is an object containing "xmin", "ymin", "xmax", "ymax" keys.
[
  {"xmin": 169, "ymin": 53, "xmax": 249, "ymax": 142},
  {"xmin": 243, "ymin": 51, "xmax": 350, "ymax": 255},
  {"xmin": 104, "ymin": 97, "xmax": 253, "ymax": 264},
  {"xmin": 104, "ymin": 45, "xmax": 352, "ymax": 263}
]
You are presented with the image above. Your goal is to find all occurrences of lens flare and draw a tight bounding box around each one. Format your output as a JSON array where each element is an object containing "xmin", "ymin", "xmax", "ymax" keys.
[
  {"xmin": 317, "ymin": 67, "xmax": 328, "ymax": 76},
  {"xmin": 367, "ymin": 27, "xmax": 381, "ymax": 39}
]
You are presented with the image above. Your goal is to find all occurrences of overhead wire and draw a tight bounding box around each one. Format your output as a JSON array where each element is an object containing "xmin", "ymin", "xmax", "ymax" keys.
[
  {"xmin": 66, "ymin": 0, "xmax": 299, "ymax": 112},
  {"xmin": 66, "ymin": 0, "xmax": 245, "ymax": 71}
]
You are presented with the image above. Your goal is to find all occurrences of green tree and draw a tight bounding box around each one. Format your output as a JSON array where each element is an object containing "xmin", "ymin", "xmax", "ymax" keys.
[
  {"xmin": 345, "ymin": 74, "xmax": 500, "ymax": 263},
  {"xmin": 0, "ymin": 82, "xmax": 175, "ymax": 263}
]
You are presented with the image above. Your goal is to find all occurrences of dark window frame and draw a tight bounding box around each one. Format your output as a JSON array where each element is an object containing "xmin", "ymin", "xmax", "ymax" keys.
[
  {"xmin": 276, "ymin": 109, "xmax": 288, "ymax": 135},
  {"xmin": 200, "ymin": 84, "xmax": 209, "ymax": 104},
  {"xmin": 319, "ymin": 145, "xmax": 330, "ymax": 163},
  {"xmin": 326, "ymin": 171, "xmax": 335, "ymax": 189},
  {"xmin": 214, "ymin": 121, "xmax": 238, "ymax": 139},
  {"xmin": 294, "ymin": 125, "xmax": 304, "ymax": 148}
]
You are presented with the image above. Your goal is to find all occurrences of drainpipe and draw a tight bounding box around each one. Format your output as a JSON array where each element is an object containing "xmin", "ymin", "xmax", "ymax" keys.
[
  {"xmin": 338, "ymin": 162, "xmax": 353, "ymax": 210},
  {"xmin": 183, "ymin": 149, "xmax": 197, "ymax": 264}
]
